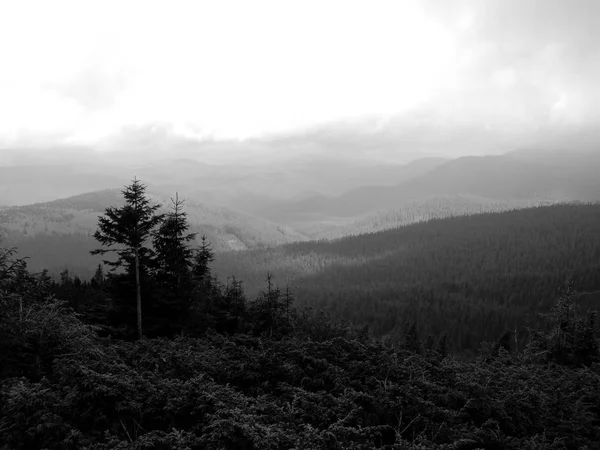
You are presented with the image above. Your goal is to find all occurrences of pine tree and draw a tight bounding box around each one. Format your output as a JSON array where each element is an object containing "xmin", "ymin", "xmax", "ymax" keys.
[
  {"xmin": 264, "ymin": 272, "xmax": 282, "ymax": 338},
  {"xmin": 214, "ymin": 276, "xmax": 247, "ymax": 334},
  {"xmin": 403, "ymin": 320, "xmax": 422, "ymax": 354},
  {"xmin": 180, "ymin": 235, "xmax": 220, "ymax": 334},
  {"xmin": 60, "ymin": 269, "xmax": 71, "ymax": 285},
  {"xmin": 91, "ymin": 178, "xmax": 164, "ymax": 340},
  {"xmin": 494, "ymin": 330, "xmax": 513, "ymax": 356},
  {"xmin": 191, "ymin": 235, "xmax": 216, "ymax": 310},
  {"xmin": 0, "ymin": 240, "xmax": 30, "ymax": 325},
  {"xmin": 525, "ymin": 282, "xmax": 600, "ymax": 367},
  {"xmin": 152, "ymin": 193, "xmax": 197, "ymax": 334},
  {"xmin": 153, "ymin": 193, "xmax": 196, "ymax": 288},
  {"xmin": 437, "ymin": 332, "xmax": 449, "ymax": 358},
  {"xmin": 92, "ymin": 264, "xmax": 104, "ymax": 286},
  {"xmin": 193, "ymin": 235, "xmax": 215, "ymax": 282},
  {"xmin": 425, "ymin": 334, "xmax": 435, "ymax": 352},
  {"xmin": 282, "ymin": 283, "xmax": 295, "ymax": 332},
  {"xmin": 248, "ymin": 273, "xmax": 285, "ymax": 338}
]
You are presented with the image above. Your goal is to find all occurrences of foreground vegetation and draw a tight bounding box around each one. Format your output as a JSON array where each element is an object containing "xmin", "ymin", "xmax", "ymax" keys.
[
  {"xmin": 1, "ymin": 247, "xmax": 600, "ymax": 449},
  {"xmin": 2, "ymin": 181, "xmax": 600, "ymax": 449}
]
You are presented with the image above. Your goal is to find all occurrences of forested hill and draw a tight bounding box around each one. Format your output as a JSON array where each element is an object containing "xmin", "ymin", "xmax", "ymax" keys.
[
  {"xmin": 213, "ymin": 203, "xmax": 600, "ymax": 355},
  {"xmin": 0, "ymin": 189, "xmax": 307, "ymax": 278},
  {"xmin": 257, "ymin": 153, "xmax": 600, "ymax": 223},
  {"xmin": 312, "ymin": 194, "xmax": 556, "ymax": 239}
]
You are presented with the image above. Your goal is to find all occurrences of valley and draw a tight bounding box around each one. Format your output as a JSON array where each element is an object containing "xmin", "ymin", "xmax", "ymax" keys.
[{"xmin": 2, "ymin": 147, "xmax": 599, "ymax": 356}]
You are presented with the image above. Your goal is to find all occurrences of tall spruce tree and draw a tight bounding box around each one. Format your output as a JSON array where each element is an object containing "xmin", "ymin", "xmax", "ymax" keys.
[
  {"xmin": 152, "ymin": 193, "xmax": 196, "ymax": 333},
  {"xmin": 193, "ymin": 235, "xmax": 215, "ymax": 282},
  {"xmin": 91, "ymin": 178, "xmax": 163, "ymax": 340},
  {"xmin": 189, "ymin": 235, "xmax": 217, "ymax": 324},
  {"xmin": 153, "ymin": 193, "xmax": 196, "ymax": 286}
]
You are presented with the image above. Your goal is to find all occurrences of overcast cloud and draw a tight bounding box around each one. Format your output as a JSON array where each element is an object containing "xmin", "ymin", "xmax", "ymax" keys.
[{"xmin": 0, "ymin": 0, "xmax": 598, "ymax": 159}]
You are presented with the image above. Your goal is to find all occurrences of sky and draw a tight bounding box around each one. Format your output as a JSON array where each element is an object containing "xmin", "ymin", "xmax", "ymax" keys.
[{"xmin": 0, "ymin": 0, "xmax": 599, "ymax": 159}]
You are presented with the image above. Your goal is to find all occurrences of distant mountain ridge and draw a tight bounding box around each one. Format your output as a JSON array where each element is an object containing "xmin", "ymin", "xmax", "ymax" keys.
[
  {"xmin": 0, "ymin": 153, "xmax": 449, "ymax": 208},
  {"xmin": 0, "ymin": 188, "xmax": 308, "ymax": 277},
  {"xmin": 256, "ymin": 152, "xmax": 600, "ymax": 224},
  {"xmin": 312, "ymin": 194, "xmax": 559, "ymax": 240}
]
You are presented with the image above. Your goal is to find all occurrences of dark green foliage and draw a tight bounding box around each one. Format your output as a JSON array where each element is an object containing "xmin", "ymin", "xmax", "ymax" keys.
[
  {"xmin": 188, "ymin": 235, "xmax": 217, "ymax": 324},
  {"xmin": 524, "ymin": 282, "xmax": 600, "ymax": 367},
  {"xmin": 92, "ymin": 264, "xmax": 104, "ymax": 286},
  {"xmin": 437, "ymin": 333, "xmax": 448, "ymax": 358},
  {"xmin": 150, "ymin": 193, "xmax": 197, "ymax": 336},
  {"xmin": 1, "ymin": 231, "xmax": 110, "ymax": 280},
  {"xmin": 2, "ymin": 315, "xmax": 600, "ymax": 449},
  {"xmin": 193, "ymin": 234, "xmax": 215, "ymax": 281},
  {"xmin": 403, "ymin": 321, "xmax": 422, "ymax": 354},
  {"xmin": 49, "ymin": 269, "xmax": 111, "ymax": 328},
  {"xmin": 183, "ymin": 235, "xmax": 248, "ymax": 336},
  {"xmin": 3, "ymin": 234, "xmax": 600, "ymax": 449},
  {"xmin": 425, "ymin": 334, "xmax": 435, "ymax": 351},
  {"xmin": 247, "ymin": 273, "xmax": 289, "ymax": 338},
  {"xmin": 91, "ymin": 179, "xmax": 164, "ymax": 273},
  {"xmin": 496, "ymin": 330, "xmax": 513, "ymax": 355},
  {"xmin": 213, "ymin": 276, "xmax": 248, "ymax": 335},
  {"xmin": 1, "ymin": 238, "xmax": 101, "ymax": 382},
  {"xmin": 153, "ymin": 193, "xmax": 196, "ymax": 285},
  {"xmin": 91, "ymin": 179, "xmax": 164, "ymax": 340},
  {"xmin": 213, "ymin": 203, "xmax": 600, "ymax": 355}
]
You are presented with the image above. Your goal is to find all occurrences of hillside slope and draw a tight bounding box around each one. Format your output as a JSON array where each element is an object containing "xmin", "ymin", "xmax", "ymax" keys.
[
  {"xmin": 257, "ymin": 154, "xmax": 600, "ymax": 223},
  {"xmin": 0, "ymin": 164, "xmax": 131, "ymax": 206},
  {"xmin": 213, "ymin": 203, "xmax": 600, "ymax": 355},
  {"xmin": 313, "ymin": 194, "xmax": 557, "ymax": 239},
  {"xmin": 0, "ymin": 188, "xmax": 307, "ymax": 278}
]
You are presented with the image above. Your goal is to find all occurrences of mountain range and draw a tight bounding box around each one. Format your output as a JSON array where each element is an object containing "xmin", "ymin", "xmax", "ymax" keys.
[
  {"xmin": 0, "ymin": 146, "xmax": 599, "ymax": 278},
  {"xmin": 256, "ymin": 150, "xmax": 600, "ymax": 226}
]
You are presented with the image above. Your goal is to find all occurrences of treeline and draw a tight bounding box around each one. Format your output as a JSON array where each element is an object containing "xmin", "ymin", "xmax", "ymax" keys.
[
  {"xmin": 0, "ymin": 232, "xmax": 106, "ymax": 280},
  {"xmin": 315, "ymin": 195, "xmax": 556, "ymax": 239},
  {"xmin": 213, "ymin": 203, "xmax": 600, "ymax": 356},
  {"xmin": 0, "ymin": 226, "xmax": 240, "ymax": 279}
]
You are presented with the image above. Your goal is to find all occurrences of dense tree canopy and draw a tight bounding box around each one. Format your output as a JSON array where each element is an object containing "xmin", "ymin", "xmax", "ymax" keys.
[{"xmin": 214, "ymin": 203, "xmax": 600, "ymax": 355}]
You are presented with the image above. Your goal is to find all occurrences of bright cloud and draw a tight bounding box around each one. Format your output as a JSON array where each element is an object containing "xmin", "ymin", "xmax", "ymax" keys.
[
  {"xmin": 0, "ymin": 0, "xmax": 599, "ymax": 149},
  {"xmin": 0, "ymin": 0, "xmax": 461, "ymax": 142}
]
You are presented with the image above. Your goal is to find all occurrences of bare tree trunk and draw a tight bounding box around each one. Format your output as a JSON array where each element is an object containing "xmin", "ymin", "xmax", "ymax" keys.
[{"xmin": 135, "ymin": 246, "xmax": 142, "ymax": 340}]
